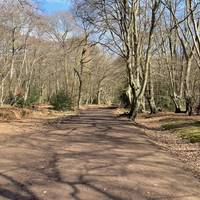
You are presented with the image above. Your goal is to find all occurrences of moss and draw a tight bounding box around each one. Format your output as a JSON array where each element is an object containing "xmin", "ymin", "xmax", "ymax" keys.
[
  {"xmin": 179, "ymin": 127, "xmax": 200, "ymax": 143},
  {"xmin": 162, "ymin": 119, "xmax": 200, "ymax": 143}
]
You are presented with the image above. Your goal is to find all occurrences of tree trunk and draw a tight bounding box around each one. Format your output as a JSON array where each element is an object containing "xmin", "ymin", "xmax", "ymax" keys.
[
  {"xmin": 140, "ymin": 96, "xmax": 146, "ymax": 113},
  {"xmin": 148, "ymin": 97, "xmax": 157, "ymax": 114},
  {"xmin": 126, "ymin": 85, "xmax": 133, "ymax": 106},
  {"xmin": 185, "ymin": 55, "xmax": 193, "ymax": 116},
  {"xmin": 171, "ymin": 95, "xmax": 185, "ymax": 113},
  {"xmin": 130, "ymin": 98, "xmax": 140, "ymax": 121},
  {"xmin": 0, "ymin": 80, "xmax": 5, "ymax": 107},
  {"xmin": 63, "ymin": 55, "xmax": 69, "ymax": 93},
  {"xmin": 77, "ymin": 80, "xmax": 82, "ymax": 109},
  {"xmin": 186, "ymin": 96, "xmax": 193, "ymax": 116},
  {"xmin": 146, "ymin": 63, "xmax": 157, "ymax": 114},
  {"xmin": 97, "ymin": 89, "xmax": 101, "ymax": 105},
  {"xmin": 74, "ymin": 68, "xmax": 82, "ymax": 109}
]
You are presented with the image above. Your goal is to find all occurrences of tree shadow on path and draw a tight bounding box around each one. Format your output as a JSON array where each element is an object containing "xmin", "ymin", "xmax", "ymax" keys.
[{"xmin": 0, "ymin": 108, "xmax": 200, "ymax": 200}]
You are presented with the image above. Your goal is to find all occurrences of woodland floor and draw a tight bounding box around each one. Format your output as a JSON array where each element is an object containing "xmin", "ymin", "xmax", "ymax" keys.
[
  {"xmin": 0, "ymin": 107, "xmax": 200, "ymax": 200},
  {"xmin": 134, "ymin": 112, "xmax": 200, "ymax": 180}
]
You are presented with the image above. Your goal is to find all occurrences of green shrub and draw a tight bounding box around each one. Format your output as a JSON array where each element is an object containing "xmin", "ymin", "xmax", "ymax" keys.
[
  {"xmin": 7, "ymin": 93, "xmax": 25, "ymax": 108},
  {"xmin": 26, "ymin": 87, "xmax": 41, "ymax": 106},
  {"xmin": 6, "ymin": 87, "xmax": 41, "ymax": 108},
  {"xmin": 156, "ymin": 96, "xmax": 174, "ymax": 111},
  {"xmin": 50, "ymin": 90, "xmax": 72, "ymax": 111},
  {"xmin": 117, "ymin": 89, "xmax": 130, "ymax": 107}
]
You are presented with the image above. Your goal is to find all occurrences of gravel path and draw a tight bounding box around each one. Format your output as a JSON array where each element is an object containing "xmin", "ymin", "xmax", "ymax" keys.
[{"xmin": 0, "ymin": 108, "xmax": 200, "ymax": 200}]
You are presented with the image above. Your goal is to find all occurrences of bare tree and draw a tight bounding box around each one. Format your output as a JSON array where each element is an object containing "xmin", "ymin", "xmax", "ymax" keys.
[{"xmin": 75, "ymin": 0, "xmax": 161, "ymax": 120}]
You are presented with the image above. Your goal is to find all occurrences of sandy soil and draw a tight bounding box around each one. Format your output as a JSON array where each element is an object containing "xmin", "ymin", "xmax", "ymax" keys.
[{"xmin": 0, "ymin": 108, "xmax": 200, "ymax": 200}]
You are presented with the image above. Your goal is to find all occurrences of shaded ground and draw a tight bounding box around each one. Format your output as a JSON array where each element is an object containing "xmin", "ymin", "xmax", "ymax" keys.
[{"xmin": 0, "ymin": 108, "xmax": 200, "ymax": 200}]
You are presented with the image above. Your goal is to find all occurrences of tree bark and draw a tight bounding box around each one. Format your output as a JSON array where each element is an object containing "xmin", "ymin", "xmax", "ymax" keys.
[{"xmin": 146, "ymin": 63, "xmax": 157, "ymax": 114}]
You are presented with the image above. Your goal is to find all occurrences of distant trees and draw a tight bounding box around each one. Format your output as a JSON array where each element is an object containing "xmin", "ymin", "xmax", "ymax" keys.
[
  {"xmin": 159, "ymin": 0, "xmax": 200, "ymax": 115},
  {"xmin": 0, "ymin": 0, "xmax": 122, "ymax": 109}
]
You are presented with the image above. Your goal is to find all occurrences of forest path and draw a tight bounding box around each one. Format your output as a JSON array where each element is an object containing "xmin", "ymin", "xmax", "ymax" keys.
[{"xmin": 0, "ymin": 107, "xmax": 200, "ymax": 200}]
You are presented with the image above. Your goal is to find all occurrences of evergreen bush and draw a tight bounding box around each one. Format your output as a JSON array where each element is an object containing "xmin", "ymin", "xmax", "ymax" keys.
[{"xmin": 50, "ymin": 90, "xmax": 72, "ymax": 111}]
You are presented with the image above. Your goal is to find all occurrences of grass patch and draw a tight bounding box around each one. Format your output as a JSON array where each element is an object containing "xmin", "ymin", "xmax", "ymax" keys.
[
  {"xmin": 162, "ymin": 119, "xmax": 200, "ymax": 143},
  {"xmin": 180, "ymin": 127, "xmax": 200, "ymax": 143}
]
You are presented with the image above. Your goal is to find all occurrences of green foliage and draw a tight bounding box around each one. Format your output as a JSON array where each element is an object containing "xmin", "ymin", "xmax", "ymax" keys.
[
  {"xmin": 6, "ymin": 87, "xmax": 41, "ymax": 108},
  {"xmin": 156, "ymin": 96, "xmax": 174, "ymax": 111},
  {"xmin": 118, "ymin": 89, "xmax": 130, "ymax": 107},
  {"xmin": 7, "ymin": 93, "xmax": 25, "ymax": 108},
  {"xmin": 50, "ymin": 90, "xmax": 72, "ymax": 111},
  {"xmin": 26, "ymin": 87, "xmax": 41, "ymax": 106}
]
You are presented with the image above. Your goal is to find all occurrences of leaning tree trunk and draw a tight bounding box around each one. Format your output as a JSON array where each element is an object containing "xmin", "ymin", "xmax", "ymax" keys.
[
  {"xmin": 74, "ymin": 67, "xmax": 83, "ymax": 109},
  {"xmin": 171, "ymin": 94, "xmax": 185, "ymax": 113}
]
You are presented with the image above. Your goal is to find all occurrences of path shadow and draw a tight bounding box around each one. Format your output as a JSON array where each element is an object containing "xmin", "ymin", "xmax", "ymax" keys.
[
  {"xmin": 0, "ymin": 108, "xmax": 200, "ymax": 200},
  {"xmin": 0, "ymin": 173, "xmax": 39, "ymax": 200}
]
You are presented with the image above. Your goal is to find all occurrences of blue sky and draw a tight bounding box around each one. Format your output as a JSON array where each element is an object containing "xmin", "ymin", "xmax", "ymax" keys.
[{"xmin": 36, "ymin": 0, "xmax": 72, "ymax": 14}]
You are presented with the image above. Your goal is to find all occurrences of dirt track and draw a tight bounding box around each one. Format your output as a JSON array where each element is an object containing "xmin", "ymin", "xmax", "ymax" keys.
[{"xmin": 0, "ymin": 108, "xmax": 200, "ymax": 200}]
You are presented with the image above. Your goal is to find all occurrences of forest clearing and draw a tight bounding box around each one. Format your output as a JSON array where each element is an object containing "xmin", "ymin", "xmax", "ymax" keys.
[{"xmin": 0, "ymin": 0, "xmax": 200, "ymax": 199}]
